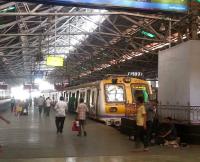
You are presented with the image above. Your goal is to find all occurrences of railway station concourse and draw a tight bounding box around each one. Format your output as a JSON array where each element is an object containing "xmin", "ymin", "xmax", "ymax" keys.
[{"xmin": 0, "ymin": 0, "xmax": 200, "ymax": 162}]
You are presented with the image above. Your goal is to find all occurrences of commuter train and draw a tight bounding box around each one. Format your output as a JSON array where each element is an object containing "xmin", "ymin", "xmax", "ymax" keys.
[
  {"xmin": 0, "ymin": 89, "xmax": 10, "ymax": 100},
  {"xmin": 43, "ymin": 90, "xmax": 61, "ymax": 102},
  {"xmin": 64, "ymin": 75, "xmax": 152, "ymax": 126}
]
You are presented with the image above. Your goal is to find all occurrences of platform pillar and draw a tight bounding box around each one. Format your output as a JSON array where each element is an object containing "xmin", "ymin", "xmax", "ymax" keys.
[{"xmin": 158, "ymin": 40, "xmax": 200, "ymax": 123}]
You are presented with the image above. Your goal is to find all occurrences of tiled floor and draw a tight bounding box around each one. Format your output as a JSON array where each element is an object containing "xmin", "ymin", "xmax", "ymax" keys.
[
  {"xmin": 0, "ymin": 105, "xmax": 200, "ymax": 161},
  {"xmin": 0, "ymin": 106, "xmax": 135, "ymax": 159}
]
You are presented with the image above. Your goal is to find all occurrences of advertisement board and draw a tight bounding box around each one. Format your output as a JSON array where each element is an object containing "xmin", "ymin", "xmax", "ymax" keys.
[
  {"xmin": 23, "ymin": 0, "xmax": 188, "ymax": 12},
  {"xmin": 46, "ymin": 56, "xmax": 64, "ymax": 67}
]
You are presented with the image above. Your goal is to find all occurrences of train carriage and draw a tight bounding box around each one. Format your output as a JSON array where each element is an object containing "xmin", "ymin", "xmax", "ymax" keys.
[{"xmin": 66, "ymin": 75, "xmax": 152, "ymax": 126}]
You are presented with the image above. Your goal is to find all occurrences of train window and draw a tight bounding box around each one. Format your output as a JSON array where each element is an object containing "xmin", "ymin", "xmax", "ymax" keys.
[
  {"xmin": 75, "ymin": 91, "xmax": 79, "ymax": 107},
  {"xmin": 86, "ymin": 90, "xmax": 91, "ymax": 106},
  {"xmin": 105, "ymin": 84, "xmax": 125, "ymax": 102},
  {"xmin": 91, "ymin": 91, "xmax": 95, "ymax": 105},
  {"xmin": 80, "ymin": 92, "xmax": 85, "ymax": 99},
  {"xmin": 69, "ymin": 92, "xmax": 71, "ymax": 98},
  {"xmin": 66, "ymin": 93, "xmax": 69, "ymax": 102},
  {"xmin": 132, "ymin": 84, "xmax": 149, "ymax": 103}
]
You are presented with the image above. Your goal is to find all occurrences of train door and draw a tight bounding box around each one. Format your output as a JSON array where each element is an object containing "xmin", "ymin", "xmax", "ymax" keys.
[
  {"xmin": 80, "ymin": 91, "xmax": 86, "ymax": 102},
  {"xmin": 63, "ymin": 91, "xmax": 66, "ymax": 100},
  {"xmin": 86, "ymin": 89, "xmax": 91, "ymax": 110},
  {"xmin": 90, "ymin": 88, "xmax": 98, "ymax": 118},
  {"xmin": 68, "ymin": 92, "xmax": 76, "ymax": 113},
  {"xmin": 54, "ymin": 93, "xmax": 57, "ymax": 100},
  {"xmin": 132, "ymin": 84, "xmax": 149, "ymax": 103},
  {"xmin": 65, "ymin": 92, "xmax": 69, "ymax": 102},
  {"xmin": 75, "ymin": 90, "xmax": 79, "ymax": 110}
]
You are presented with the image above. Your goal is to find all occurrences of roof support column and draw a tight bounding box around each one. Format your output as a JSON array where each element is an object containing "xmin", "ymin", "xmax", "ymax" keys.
[{"xmin": 190, "ymin": 2, "xmax": 199, "ymax": 40}]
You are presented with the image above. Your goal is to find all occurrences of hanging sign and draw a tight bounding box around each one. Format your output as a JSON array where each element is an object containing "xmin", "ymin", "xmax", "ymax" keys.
[{"xmin": 47, "ymin": 56, "xmax": 64, "ymax": 67}]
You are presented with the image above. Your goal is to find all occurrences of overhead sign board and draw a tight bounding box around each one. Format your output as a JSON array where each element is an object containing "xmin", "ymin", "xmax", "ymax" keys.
[
  {"xmin": 32, "ymin": 84, "xmax": 39, "ymax": 90},
  {"xmin": 0, "ymin": 84, "xmax": 8, "ymax": 90},
  {"xmin": 22, "ymin": 0, "xmax": 188, "ymax": 12},
  {"xmin": 46, "ymin": 56, "xmax": 64, "ymax": 67},
  {"xmin": 128, "ymin": 72, "xmax": 143, "ymax": 77}
]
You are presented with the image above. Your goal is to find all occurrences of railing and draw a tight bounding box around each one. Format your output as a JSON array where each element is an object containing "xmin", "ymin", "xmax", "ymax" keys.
[{"xmin": 158, "ymin": 105, "xmax": 200, "ymax": 124}]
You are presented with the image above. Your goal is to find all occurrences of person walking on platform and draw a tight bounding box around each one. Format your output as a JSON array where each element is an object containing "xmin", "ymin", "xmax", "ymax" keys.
[
  {"xmin": 45, "ymin": 97, "xmax": 51, "ymax": 117},
  {"xmin": 135, "ymin": 96, "xmax": 149, "ymax": 151},
  {"xmin": 38, "ymin": 96, "xmax": 45, "ymax": 116},
  {"xmin": 145, "ymin": 100, "xmax": 156, "ymax": 145},
  {"xmin": 15, "ymin": 101, "xmax": 23, "ymax": 119},
  {"xmin": 54, "ymin": 96, "xmax": 67, "ymax": 134},
  {"xmin": 10, "ymin": 97, "xmax": 15, "ymax": 112},
  {"xmin": 76, "ymin": 98, "xmax": 89, "ymax": 137}
]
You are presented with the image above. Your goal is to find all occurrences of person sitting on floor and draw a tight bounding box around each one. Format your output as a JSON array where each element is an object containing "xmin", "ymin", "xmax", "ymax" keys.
[{"xmin": 157, "ymin": 117, "xmax": 180, "ymax": 148}]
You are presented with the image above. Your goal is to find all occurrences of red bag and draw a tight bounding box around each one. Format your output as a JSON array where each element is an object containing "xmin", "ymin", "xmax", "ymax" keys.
[{"xmin": 72, "ymin": 121, "xmax": 80, "ymax": 132}]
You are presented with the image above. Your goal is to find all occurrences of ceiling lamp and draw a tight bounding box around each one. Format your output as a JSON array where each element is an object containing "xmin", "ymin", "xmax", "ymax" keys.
[
  {"xmin": 141, "ymin": 30, "xmax": 156, "ymax": 38},
  {"xmin": 159, "ymin": 23, "xmax": 166, "ymax": 32},
  {"xmin": 0, "ymin": 6, "xmax": 16, "ymax": 13}
]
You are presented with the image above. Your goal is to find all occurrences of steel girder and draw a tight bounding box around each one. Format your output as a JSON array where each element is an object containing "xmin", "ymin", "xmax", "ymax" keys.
[{"xmin": 0, "ymin": 1, "xmax": 199, "ymax": 86}]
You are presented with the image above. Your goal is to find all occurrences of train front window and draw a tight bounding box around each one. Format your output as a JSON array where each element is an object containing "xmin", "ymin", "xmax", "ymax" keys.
[
  {"xmin": 132, "ymin": 84, "xmax": 149, "ymax": 103},
  {"xmin": 105, "ymin": 84, "xmax": 125, "ymax": 102}
]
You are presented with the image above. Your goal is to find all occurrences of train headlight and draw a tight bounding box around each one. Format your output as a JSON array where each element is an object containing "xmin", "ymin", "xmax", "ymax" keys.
[
  {"xmin": 123, "ymin": 77, "xmax": 131, "ymax": 83},
  {"xmin": 109, "ymin": 107, "xmax": 118, "ymax": 113}
]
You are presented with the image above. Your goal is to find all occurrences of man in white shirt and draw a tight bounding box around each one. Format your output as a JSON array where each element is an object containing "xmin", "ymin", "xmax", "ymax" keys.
[
  {"xmin": 45, "ymin": 97, "xmax": 51, "ymax": 117},
  {"xmin": 38, "ymin": 96, "xmax": 45, "ymax": 116},
  {"xmin": 54, "ymin": 96, "xmax": 67, "ymax": 134}
]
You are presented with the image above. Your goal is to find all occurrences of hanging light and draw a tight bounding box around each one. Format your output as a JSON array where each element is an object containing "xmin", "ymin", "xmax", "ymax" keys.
[
  {"xmin": 159, "ymin": 23, "xmax": 166, "ymax": 32},
  {"xmin": 141, "ymin": 30, "xmax": 156, "ymax": 38}
]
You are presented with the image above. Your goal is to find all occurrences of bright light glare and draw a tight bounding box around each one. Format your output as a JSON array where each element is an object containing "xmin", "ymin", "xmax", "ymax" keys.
[
  {"xmin": 44, "ymin": 9, "xmax": 107, "ymax": 55},
  {"xmin": 35, "ymin": 78, "xmax": 43, "ymax": 84},
  {"xmin": 11, "ymin": 80, "xmax": 54, "ymax": 101},
  {"xmin": 11, "ymin": 86, "xmax": 29, "ymax": 101},
  {"xmin": 31, "ymin": 91, "xmax": 41, "ymax": 98},
  {"xmin": 35, "ymin": 79, "xmax": 54, "ymax": 91}
]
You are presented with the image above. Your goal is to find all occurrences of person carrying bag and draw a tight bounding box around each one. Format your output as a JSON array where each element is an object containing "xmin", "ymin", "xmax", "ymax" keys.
[
  {"xmin": 72, "ymin": 120, "xmax": 80, "ymax": 132},
  {"xmin": 76, "ymin": 98, "xmax": 89, "ymax": 136}
]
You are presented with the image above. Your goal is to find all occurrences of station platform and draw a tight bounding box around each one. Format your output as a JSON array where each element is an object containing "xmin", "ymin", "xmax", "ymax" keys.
[{"xmin": 0, "ymin": 104, "xmax": 200, "ymax": 161}]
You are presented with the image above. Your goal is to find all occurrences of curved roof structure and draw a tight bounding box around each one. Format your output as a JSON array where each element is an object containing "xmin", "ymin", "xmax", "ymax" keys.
[{"xmin": 0, "ymin": 1, "xmax": 199, "ymax": 86}]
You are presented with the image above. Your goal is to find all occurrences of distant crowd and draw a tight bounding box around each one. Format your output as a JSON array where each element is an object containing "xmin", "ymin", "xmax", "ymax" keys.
[
  {"xmin": 10, "ymin": 96, "xmax": 89, "ymax": 137},
  {"xmin": 2, "ymin": 95, "xmax": 182, "ymax": 151}
]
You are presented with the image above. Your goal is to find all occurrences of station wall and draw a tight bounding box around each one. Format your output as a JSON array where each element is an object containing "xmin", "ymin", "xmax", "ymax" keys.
[
  {"xmin": 158, "ymin": 40, "xmax": 200, "ymax": 106},
  {"xmin": 189, "ymin": 41, "xmax": 200, "ymax": 106}
]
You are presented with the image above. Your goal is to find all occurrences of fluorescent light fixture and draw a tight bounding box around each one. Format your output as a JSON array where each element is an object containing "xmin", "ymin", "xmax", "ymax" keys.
[{"xmin": 141, "ymin": 30, "xmax": 156, "ymax": 38}]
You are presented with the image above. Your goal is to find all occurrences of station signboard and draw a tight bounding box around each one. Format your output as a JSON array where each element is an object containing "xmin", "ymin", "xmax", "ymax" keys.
[
  {"xmin": 0, "ymin": 84, "xmax": 8, "ymax": 90},
  {"xmin": 32, "ymin": 84, "xmax": 39, "ymax": 90},
  {"xmin": 24, "ymin": 84, "xmax": 32, "ymax": 90},
  {"xmin": 21, "ymin": 0, "xmax": 188, "ymax": 12},
  {"xmin": 46, "ymin": 56, "xmax": 64, "ymax": 67}
]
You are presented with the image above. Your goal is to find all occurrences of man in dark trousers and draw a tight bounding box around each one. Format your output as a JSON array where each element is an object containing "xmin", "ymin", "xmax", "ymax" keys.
[
  {"xmin": 54, "ymin": 96, "xmax": 67, "ymax": 134},
  {"xmin": 135, "ymin": 96, "xmax": 149, "ymax": 151},
  {"xmin": 145, "ymin": 100, "xmax": 156, "ymax": 145},
  {"xmin": 76, "ymin": 98, "xmax": 89, "ymax": 136}
]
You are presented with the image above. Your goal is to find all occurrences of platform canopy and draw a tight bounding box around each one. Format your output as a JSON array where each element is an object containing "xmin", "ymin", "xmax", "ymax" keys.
[{"xmin": 0, "ymin": 1, "xmax": 199, "ymax": 85}]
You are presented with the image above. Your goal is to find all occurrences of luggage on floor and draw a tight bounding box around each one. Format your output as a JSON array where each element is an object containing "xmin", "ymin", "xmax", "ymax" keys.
[{"xmin": 72, "ymin": 120, "xmax": 80, "ymax": 132}]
